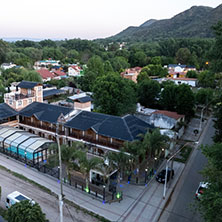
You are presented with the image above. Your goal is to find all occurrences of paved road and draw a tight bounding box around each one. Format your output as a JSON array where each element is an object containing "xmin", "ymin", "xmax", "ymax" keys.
[
  {"xmin": 0, "ymin": 168, "xmax": 99, "ymax": 222},
  {"xmin": 159, "ymin": 118, "xmax": 215, "ymax": 222}
]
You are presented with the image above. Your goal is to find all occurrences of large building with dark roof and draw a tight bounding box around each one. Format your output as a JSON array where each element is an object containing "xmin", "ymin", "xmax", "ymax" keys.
[
  {"xmin": 1, "ymin": 97, "xmax": 154, "ymax": 158},
  {"xmin": 0, "ymin": 103, "xmax": 18, "ymax": 126}
]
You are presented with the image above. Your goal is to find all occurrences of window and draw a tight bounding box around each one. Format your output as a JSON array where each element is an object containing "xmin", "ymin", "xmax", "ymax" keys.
[
  {"xmin": 9, "ymin": 100, "xmax": 13, "ymax": 105},
  {"xmin": 38, "ymin": 86, "xmax": 42, "ymax": 91},
  {"xmin": 28, "ymin": 89, "xmax": 31, "ymax": 95},
  {"xmin": 29, "ymin": 99, "xmax": 32, "ymax": 104},
  {"xmin": 18, "ymin": 100, "xmax": 22, "ymax": 106}
]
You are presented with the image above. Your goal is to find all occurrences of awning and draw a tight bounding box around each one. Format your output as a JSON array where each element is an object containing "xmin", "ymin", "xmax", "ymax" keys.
[
  {"xmin": 11, "ymin": 133, "xmax": 37, "ymax": 148},
  {"xmin": 0, "ymin": 128, "xmax": 22, "ymax": 142},
  {"xmin": 25, "ymin": 138, "xmax": 52, "ymax": 154}
]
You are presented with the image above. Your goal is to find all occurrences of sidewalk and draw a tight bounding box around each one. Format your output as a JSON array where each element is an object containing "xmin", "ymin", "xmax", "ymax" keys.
[{"xmin": 0, "ymin": 154, "xmax": 185, "ymax": 222}]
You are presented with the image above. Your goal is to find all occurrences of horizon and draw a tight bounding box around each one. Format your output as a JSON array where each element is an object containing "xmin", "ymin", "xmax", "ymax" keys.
[{"xmin": 1, "ymin": 0, "xmax": 221, "ymax": 41}]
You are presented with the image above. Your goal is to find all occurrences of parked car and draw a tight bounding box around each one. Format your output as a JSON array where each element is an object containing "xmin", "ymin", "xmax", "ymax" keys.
[
  {"xmin": 195, "ymin": 182, "xmax": 208, "ymax": 200},
  {"xmin": 6, "ymin": 191, "xmax": 35, "ymax": 208},
  {"xmin": 156, "ymin": 168, "xmax": 174, "ymax": 183}
]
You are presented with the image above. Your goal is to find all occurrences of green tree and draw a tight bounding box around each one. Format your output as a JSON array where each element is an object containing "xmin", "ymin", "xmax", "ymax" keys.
[
  {"xmin": 130, "ymin": 51, "xmax": 147, "ymax": 67},
  {"xmin": 176, "ymin": 48, "xmax": 192, "ymax": 64},
  {"xmin": 23, "ymin": 70, "xmax": 42, "ymax": 83},
  {"xmin": 110, "ymin": 56, "xmax": 129, "ymax": 72},
  {"xmin": 210, "ymin": 21, "xmax": 222, "ymax": 73},
  {"xmin": 186, "ymin": 70, "xmax": 198, "ymax": 78},
  {"xmin": 87, "ymin": 55, "xmax": 104, "ymax": 75},
  {"xmin": 107, "ymin": 149, "xmax": 130, "ymax": 184},
  {"xmin": 213, "ymin": 97, "xmax": 222, "ymax": 143},
  {"xmin": 76, "ymin": 150, "xmax": 103, "ymax": 191},
  {"xmin": 93, "ymin": 73, "xmax": 137, "ymax": 115},
  {"xmin": 0, "ymin": 40, "xmax": 10, "ymax": 63},
  {"xmin": 104, "ymin": 60, "xmax": 114, "ymax": 73},
  {"xmin": 6, "ymin": 200, "xmax": 47, "ymax": 222},
  {"xmin": 198, "ymin": 71, "xmax": 215, "ymax": 88},
  {"xmin": 137, "ymin": 79, "xmax": 160, "ymax": 108},
  {"xmin": 199, "ymin": 143, "xmax": 222, "ymax": 222},
  {"xmin": 195, "ymin": 88, "xmax": 214, "ymax": 105},
  {"xmin": 176, "ymin": 84, "xmax": 195, "ymax": 117},
  {"xmin": 142, "ymin": 129, "xmax": 169, "ymax": 158},
  {"xmin": 160, "ymin": 84, "xmax": 178, "ymax": 111}
]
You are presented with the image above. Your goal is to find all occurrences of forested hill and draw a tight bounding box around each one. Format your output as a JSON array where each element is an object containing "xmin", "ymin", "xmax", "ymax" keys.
[{"xmin": 109, "ymin": 4, "xmax": 222, "ymax": 41}]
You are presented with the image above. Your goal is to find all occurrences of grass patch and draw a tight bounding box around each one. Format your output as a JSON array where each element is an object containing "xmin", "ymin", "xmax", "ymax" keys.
[
  {"xmin": 174, "ymin": 146, "xmax": 193, "ymax": 163},
  {"xmin": 0, "ymin": 164, "xmax": 110, "ymax": 222}
]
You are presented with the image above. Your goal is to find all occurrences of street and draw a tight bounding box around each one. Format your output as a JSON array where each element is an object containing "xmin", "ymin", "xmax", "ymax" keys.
[
  {"xmin": 0, "ymin": 168, "xmax": 99, "ymax": 222},
  {"xmin": 159, "ymin": 117, "xmax": 215, "ymax": 222}
]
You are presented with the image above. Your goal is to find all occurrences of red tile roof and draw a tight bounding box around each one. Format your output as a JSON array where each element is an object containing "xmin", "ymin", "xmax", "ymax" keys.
[
  {"xmin": 53, "ymin": 70, "xmax": 66, "ymax": 76},
  {"xmin": 37, "ymin": 69, "xmax": 55, "ymax": 79},
  {"xmin": 154, "ymin": 110, "xmax": 185, "ymax": 120}
]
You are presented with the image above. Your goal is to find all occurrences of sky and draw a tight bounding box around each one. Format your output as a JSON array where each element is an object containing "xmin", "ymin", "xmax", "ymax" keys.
[{"xmin": 0, "ymin": 0, "xmax": 221, "ymax": 40}]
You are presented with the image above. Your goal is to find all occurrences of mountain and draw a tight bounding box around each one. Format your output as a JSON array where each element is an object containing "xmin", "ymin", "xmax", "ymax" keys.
[
  {"xmin": 139, "ymin": 19, "xmax": 157, "ymax": 28},
  {"xmin": 110, "ymin": 4, "xmax": 222, "ymax": 41}
]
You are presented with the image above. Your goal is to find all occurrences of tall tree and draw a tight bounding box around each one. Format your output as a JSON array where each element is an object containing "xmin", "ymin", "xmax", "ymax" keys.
[
  {"xmin": 210, "ymin": 21, "xmax": 222, "ymax": 73},
  {"xmin": 213, "ymin": 95, "xmax": 222, "ymax": 143},
  {"xmin": 175, "ymin": 84, "xmax": 195, "ymax": 117},
  {"xmin": 6, "ymin": 200, "xmax": 47, "ymax": 222},
  {"xmin": 160, "ymin": 83, "xmax": 177, "ymax": 111},
  {"xmin": 199, "ymin": 143, "xmax": 222, "ymax": 222},
  {"xmin": 92, "ymin": 73, "xmax": 137, "ymax": 115},
  {"xmin": 137, "ymin": 79, "xmax": 160, "ymax": 108},
  {"xmin": 76, "ymin": 150, "xmax": 103, "ymax": 191}
]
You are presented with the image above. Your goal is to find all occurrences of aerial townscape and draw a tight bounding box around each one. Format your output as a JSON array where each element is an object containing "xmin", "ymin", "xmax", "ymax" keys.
[{"xmin": 0, "ymin": 2, "xmax": 222, "ymax": 222}]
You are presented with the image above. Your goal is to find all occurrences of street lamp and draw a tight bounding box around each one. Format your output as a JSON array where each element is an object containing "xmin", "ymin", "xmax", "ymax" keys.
[
  {"xmin": 145, "ymin": 168, "xmax": 148, "ymax": 183},
  {"xmin": 103, "ymin": 185, "xmax": 106, "ymax": 202},
  {"xmin": 56, "ymin": 118, "xmax": 65, "ymax": 222}
]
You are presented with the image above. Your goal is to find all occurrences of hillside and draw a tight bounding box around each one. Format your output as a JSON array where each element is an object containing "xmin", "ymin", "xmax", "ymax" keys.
[{"xmin": 110, "ymin": 4, "xmax": 222, "ymax": 41}]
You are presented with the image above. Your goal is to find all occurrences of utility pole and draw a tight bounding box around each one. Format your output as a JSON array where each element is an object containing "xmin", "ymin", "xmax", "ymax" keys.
[
  {"xmin": 56, "ymin": 118, "xmax": 64, "ymax": 222},
  {"xmin": 163, "ymin": 142, "xmax": 196, "ymax": 199}
]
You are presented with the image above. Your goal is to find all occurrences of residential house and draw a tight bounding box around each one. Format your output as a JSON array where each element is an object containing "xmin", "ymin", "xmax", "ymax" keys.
[
  {"xmin": 120, "ymin": 67, "xmax": 142, "ymax": 83},
  {"xmin": 37, "ymin": 69, "xmax": 55, "ymax": 82},
  {"xmin": 67, "ymin": 93, "xmax": 92, "ymax": 111},
  {"xmin": 166, "ymin": 77, "xmax": 197, "ymax": 87},
  {"xmin": 135, "ymin": 105, "xmax": 185, "ymax": 138},
  {"xmin": 0, "ymin": 103, "xmax": 18, "ymax": 127},
  {"xmin": 4, "ymin": 81, "xmax": 43, "ymax": 111},
  {"xmin": 167, "ymin": 64, "xmax": 196, "ymax": 78},
  {"xmin": 43, "ymin": 88, "xmax": 66, "ymax": 101},
  {"xmin": 51, "ymin": 70, "xmax": 67, "ymax": 80},
  {"xmin": 34, "ymin": 59, "xmax": 60, "ymax": 70},
  {"xmin": 1, "ymin": 63, "xmax": 17, "ymax": 70},
  {"xmin": 68, "ymin": 65, "xmax": 83, "ymax": 77}
]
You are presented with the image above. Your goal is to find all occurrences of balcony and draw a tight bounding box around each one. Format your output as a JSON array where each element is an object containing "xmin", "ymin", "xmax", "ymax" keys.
[
  {"xmin": 4, "ymin": 93, "xmax": 35, "ymax": 100},
  {"xmin": 68, "ymin": 133, "xmax": 121, "ymax": 149},
  {"xmin": 19, "ymin": 120, "xmax": 64, "ymax": 135}
]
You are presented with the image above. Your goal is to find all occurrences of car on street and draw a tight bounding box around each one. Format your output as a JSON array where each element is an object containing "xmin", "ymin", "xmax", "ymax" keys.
[
  {"xmin": 195, "ymin": 182, "xmax": 208, "ymax": 200},
  {"xmin": 156, "ymin": 168, "xmax": 174, "ymax": 183}
]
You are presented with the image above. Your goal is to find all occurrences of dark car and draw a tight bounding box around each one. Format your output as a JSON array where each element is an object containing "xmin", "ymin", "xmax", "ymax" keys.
[{"xmin": 156, "ymin": 168, "xmax": 174, "ymax": 183}]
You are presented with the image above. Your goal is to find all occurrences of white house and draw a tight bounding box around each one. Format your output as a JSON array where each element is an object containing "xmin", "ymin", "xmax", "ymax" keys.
[
  {"xmin": 68, "ymin": 65, "xmax": 82, "ymax": 77},
  {"xmin": 166, "ymin": 77, "xmax": 197, "ymax": 87},
  {"xmin": 1, "ymin": 63, "xmax": 17, "ymax": 70}
]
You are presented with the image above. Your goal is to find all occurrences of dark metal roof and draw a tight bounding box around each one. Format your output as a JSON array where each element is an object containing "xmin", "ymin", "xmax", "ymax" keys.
[
  {"xmin": 65, "ymin": 111, "xmax": 153, "ymax": 142},
  {"xmin": 19, "ymin": 102, "xmax": 73, "ymax": 124},
  {"xmin": 0, "ymin": 103, "xmax": 18, "ymax": 120},
  {"xmin": 74, "ymin": 96, "xmax": 92, "ymax": 103},
  {"xmin": 43, "ymin": 89, "xmax": 65, "ymax": 98},
  {"xmin": 17, "ymin": 81, "xmax": 39, "ymax": 89}
]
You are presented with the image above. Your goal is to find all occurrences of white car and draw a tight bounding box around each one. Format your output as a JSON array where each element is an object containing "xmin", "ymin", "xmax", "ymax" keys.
[{"xmin": 195, "ymin": 182, "xmax": 208, "ymax": 200}]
